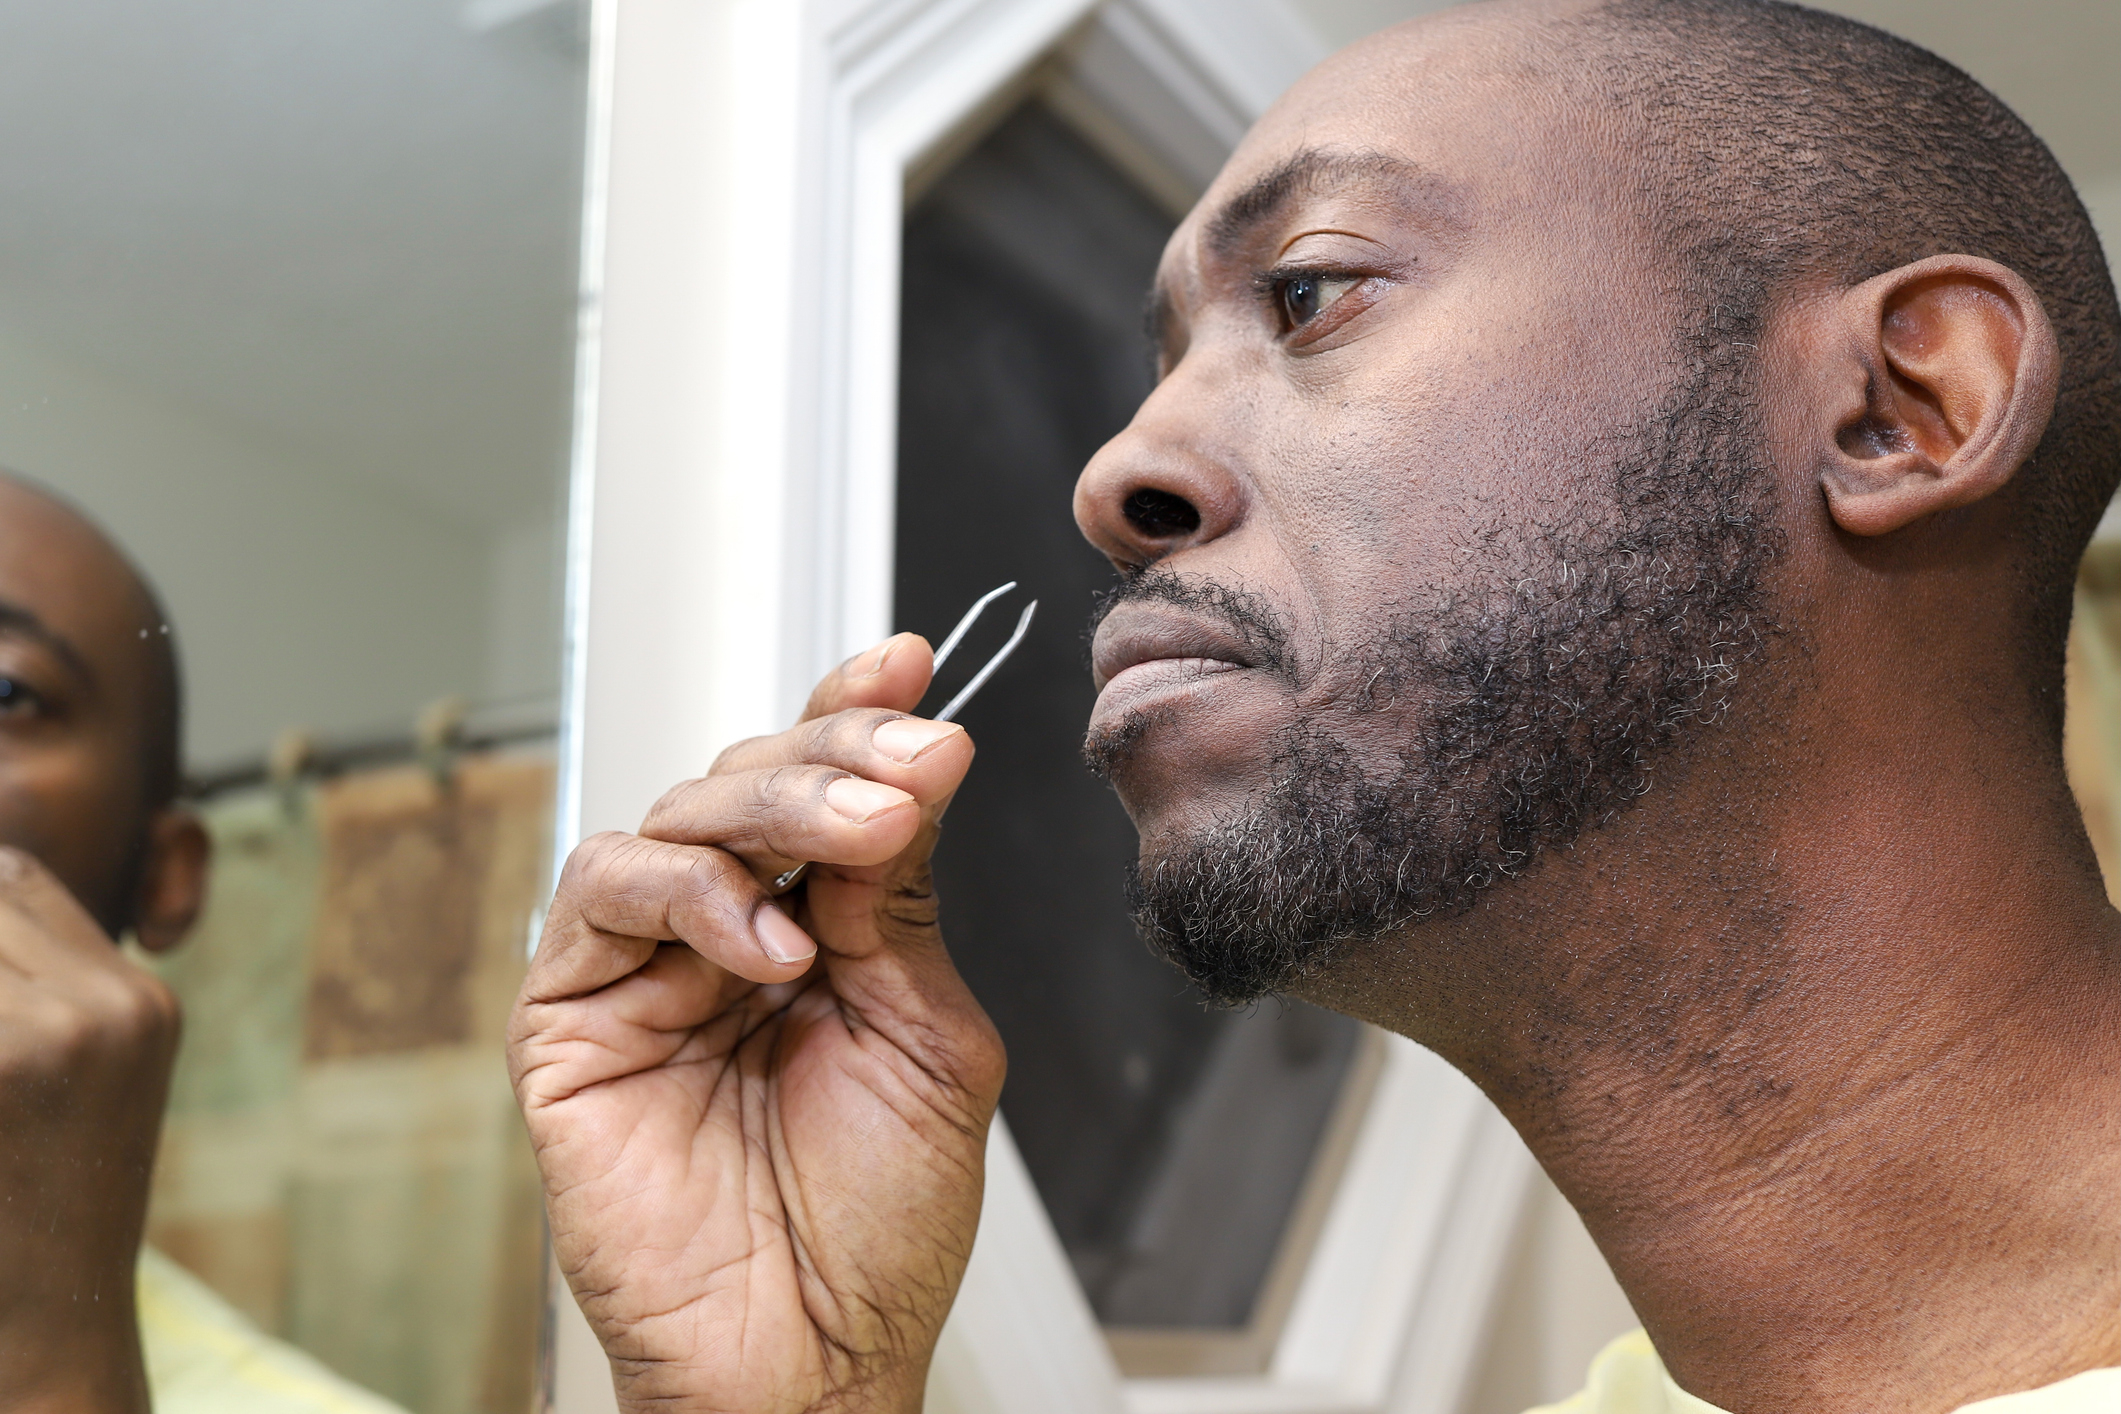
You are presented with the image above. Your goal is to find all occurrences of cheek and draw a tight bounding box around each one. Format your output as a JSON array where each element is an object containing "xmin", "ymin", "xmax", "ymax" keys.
[
  {"xmin": 1255, "ymin": 374, "xmax": 1510, "ymax": 588},
  {"xmin": 0, "ymin": 765, "xmax": 63, "ymax": 861},
  {"xmin": 0, "ymin": 746, "xmax": 137, "ymax": 895}
]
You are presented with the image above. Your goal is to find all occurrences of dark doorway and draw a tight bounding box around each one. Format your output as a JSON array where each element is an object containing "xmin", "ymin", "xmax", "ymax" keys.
[{"xmin": 895, "ymin": 99, "xmax": 1359, "ymax": 1329}]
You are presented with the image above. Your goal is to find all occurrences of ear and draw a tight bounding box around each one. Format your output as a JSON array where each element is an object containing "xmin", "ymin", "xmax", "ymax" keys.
[
  {"xmin": 1817, "ymin": 254, "xmax": 2059, "ymax": 538},
  {"xmin": 132, "ymin": 808, "xmax": 210, "ymax": 954}
]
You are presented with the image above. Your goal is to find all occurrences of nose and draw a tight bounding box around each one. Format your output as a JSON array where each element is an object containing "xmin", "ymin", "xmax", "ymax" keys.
[{"xmin": 1073, "ymin": 373, "xmax": 1247, "ymax": 570}]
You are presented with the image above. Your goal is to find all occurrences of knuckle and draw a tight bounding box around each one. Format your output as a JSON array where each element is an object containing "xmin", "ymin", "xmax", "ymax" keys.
[
  {"xmin": 756, "ymin": 763, "xmax": 834, "ymax": 818},
  {"xmin": 640, "ymin": 778, "xmax": 705, "ymax": 834},
  {"xmin": 35, "ymin": 979, "xmax": 174, "ymax": 1064},
  {"xmin": 710, "ymin": 734, "xmax": 770, "ymax": 776},
  {"xmin": 128, "ymin": 972, "xmax": 181, "ymax": 1030},
  {"xmin": 563, "ymin": 830, "xmax": 623, "ymax": 873},
  {"xmin": 958, "ymin": 1019, "xmax": 1008, "ymax": 1101},
  {"xmin": 688, "ymin": 845, "xmax": 746, "ymax": 896},
  {"xmin": 563, "ymin": 832, "xmax": 638, "ymax": 890},
  {"xmin": 97, "ymin": 970, "xmax": 177, "ymax": 1035},
  {"xmin": 670, "ymin": 850, "xmax": 750, "ymax": 929},
  {"xmin": 33, "ymin": 996, "xmax": 96, "ymax": 1054},
  {"xmin": 826, "ymin": 707, "xmax": 898, "ymax": 760}
]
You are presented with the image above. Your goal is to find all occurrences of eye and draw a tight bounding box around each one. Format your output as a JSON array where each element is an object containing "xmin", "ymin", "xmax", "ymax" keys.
[
  {"xmin": 0, "ymin": 676, "xmax": 45, "ymax": 717},
  {"xmin": 1273, "ymin": 270, "xmax": 1362, "ymax": 330}
]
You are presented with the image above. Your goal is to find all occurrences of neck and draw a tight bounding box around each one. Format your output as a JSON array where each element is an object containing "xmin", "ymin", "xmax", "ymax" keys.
[{"xmin": 1306, "ymin": 724, "xmax": 2121, "ymax": 1414}]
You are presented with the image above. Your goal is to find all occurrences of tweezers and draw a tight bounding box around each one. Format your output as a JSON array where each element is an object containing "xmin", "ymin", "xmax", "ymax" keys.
[{"xmin": 770, "ymin": 582, "xmax": 1037, "ymax": 894}]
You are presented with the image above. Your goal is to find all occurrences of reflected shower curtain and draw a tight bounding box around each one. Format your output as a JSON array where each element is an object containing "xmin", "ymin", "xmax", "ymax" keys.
[{"xmin": 141, "ymin": 753, "xmax": 553, "ymax": 1414}]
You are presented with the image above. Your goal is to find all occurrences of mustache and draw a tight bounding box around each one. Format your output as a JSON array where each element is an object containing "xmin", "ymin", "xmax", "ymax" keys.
[{"xmin": 1083, "ymin": 566, "xmax": 1296, "ymax": 679}]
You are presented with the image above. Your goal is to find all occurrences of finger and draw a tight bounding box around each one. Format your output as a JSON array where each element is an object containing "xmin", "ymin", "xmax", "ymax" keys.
[
  {"xmin": 0, "ymin": 851, "xmax": 178, "ymax": 1054},
  {"xmin": 639, "ymin": 765, "xmax": 925, "ymax": 881},
  {"xmin": 706, "ymin": 706, "xmax": 970, "ymax": 793},
  {"xmin": 801, "ymin": 632, "xmax": 935, "ymax": 723},
  {"xmin": 585, "ymin": 943, "xmax": 809, "ymax": 1043},
  {"xmin": 510, "ymin": 947, "xmax": 766, "ymax": 1109},
  {"xmin": 524, "ymin": 832, "xmax": 817, "ymax": 1004},
  {"xmin": 788, "ymin": 886, "xmax": 1007, "ymax": 1116}
]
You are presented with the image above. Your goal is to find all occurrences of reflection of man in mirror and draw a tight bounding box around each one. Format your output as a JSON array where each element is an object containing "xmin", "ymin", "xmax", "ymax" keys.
[
  {"xmin": 511, "ymin": 2, "xmax": 2119, "ymax": 1411},
  {"xmin": 0, "ymin": 475, "xmax": 407, "ymax": 1412}
]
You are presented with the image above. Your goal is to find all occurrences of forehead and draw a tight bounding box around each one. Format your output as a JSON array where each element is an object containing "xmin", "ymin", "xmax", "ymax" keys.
[
  {"xmin": 1163, "ymin": 7, "xmax": 1629, "ymax": 282},
  {"xmin": 0, "ymin": 482, "xmax": 156, "ymax": 688}
]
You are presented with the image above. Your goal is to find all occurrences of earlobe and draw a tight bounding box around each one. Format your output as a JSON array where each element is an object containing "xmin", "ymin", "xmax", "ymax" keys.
[
  {"xmin": 1818, "ymin": 254, "xmax": 2059, "ymax": 539},
  {"xmin": 133, "ymin": 809, "xmax": 210, "ymax": 954}
]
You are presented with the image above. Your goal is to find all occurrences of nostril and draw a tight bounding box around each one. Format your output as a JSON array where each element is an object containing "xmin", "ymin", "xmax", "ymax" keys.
[{"xmin": 1123, "ymin": 488, "xmax": 1201, "ymax": 538}]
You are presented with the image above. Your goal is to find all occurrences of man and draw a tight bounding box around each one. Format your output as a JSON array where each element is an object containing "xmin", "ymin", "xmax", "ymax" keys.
[
  {"xmin": 0, "ymin": 474, "xmax": 406, "ymax": 1412},
  {"xmin": 508, "ymin": 2, "xmax": 2120, "ymax": 1410}
]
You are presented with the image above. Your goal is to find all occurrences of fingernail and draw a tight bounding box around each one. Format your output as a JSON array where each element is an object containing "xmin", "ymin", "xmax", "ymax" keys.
[
  {"xmin": 754, "ymin": 905, "xmax": 816, "ymax": 966},
  {"xmin": 872, "ymin": 717, "xmax": 963, "ymax": 764},
  {"xmin": 843, "ymin": 635, "xmax": 901, "ymax": 679},
  {"xmin": 825, "ymin": 776, "xmax": 913, "ymax": 823}
]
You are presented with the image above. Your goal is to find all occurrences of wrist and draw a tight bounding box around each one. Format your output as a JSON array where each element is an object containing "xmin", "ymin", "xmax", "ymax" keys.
[
  {"xmin": 610, "ymin": 1355, "xmax": 932, "ymax": 1414},
  {"xmin": 810, "ymin": 1361, "xmax": 932, "ymax": 1414},
  {"xmin": 0, "ymin": 1328, "xmax": 150, "ymax": 1414},
  {"xmin": 0, "ymin": 1281, "xmax": 151, "ymax": 1414}
]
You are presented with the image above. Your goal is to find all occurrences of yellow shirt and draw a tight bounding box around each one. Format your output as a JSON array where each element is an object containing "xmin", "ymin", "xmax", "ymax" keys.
[
  {"xmin": 1532, "ymin": 1330, "xmax": 2121, "ymax": 1414},
  {"xmin": 138, "ymin": 1247, "xmax": 410, "ymax": 1414}
]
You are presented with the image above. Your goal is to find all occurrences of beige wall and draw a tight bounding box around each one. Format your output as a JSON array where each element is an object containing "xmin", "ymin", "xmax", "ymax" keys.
[
  {"xmin": 0, "ymin": 326, "xmax": 558, "ymax": 775},
  {"xmin": 1461, "ymin": 1174, "xmax": 1643, "ymax": 1414}
]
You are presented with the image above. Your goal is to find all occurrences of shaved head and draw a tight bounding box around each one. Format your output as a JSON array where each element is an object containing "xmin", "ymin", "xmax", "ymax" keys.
[
  {"xmin": 1565, "ymin": 0, "xmax": 2120, "ymax": 666},
  {"xmin": 0, "ymin": 475, "xmax": 181, "ymax": 805},
  {"xmin": 0, "ymin": 474, "xmax": 183, "ymax": 933}
]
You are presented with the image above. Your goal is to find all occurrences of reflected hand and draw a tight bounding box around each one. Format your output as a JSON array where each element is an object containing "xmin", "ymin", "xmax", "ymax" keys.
[
  {"xmin": 508, "ymin": 635, "xmax": 1005, "ymax": 1414},
  {"xmin": 0, "ymin": 846, "xmax": 177, "ymax": 1414}
]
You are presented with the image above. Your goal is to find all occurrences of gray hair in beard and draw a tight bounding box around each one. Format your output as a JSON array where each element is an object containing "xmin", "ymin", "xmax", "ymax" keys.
[{"xmin": 1085, "ymin": 329, "xmax": 1782, "ymax": 1006}]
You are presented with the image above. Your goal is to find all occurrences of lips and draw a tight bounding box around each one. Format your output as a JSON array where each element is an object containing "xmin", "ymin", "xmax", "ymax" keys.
[{"xmin": 1090, "ymin": 604, "xmax": 1259, "ymax": 721}]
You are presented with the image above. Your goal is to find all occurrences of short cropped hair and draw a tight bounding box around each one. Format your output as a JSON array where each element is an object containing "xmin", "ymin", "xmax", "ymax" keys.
[{"xmin": 1571, "ymin": 0, "xmax": 2121, "ymax": 666}]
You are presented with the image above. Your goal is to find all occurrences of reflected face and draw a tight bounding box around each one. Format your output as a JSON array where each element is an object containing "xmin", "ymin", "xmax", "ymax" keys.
[
  {"xmin": 1070, "ymin": 14, "xmax": 1781, "ymax": 1001},
  {"xmin": 0, "ymin": 480, "xmax": 171, "ymax": 932}
]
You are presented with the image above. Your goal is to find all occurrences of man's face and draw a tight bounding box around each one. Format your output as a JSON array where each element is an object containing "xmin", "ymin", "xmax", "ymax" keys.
[
  {"xmin": 0, "ymin": 481, "xmax": 169, "ymax": 934},
  {"xmin": 1072, "ymin": 15, "xmax": 1779, "ymax": 1001}
]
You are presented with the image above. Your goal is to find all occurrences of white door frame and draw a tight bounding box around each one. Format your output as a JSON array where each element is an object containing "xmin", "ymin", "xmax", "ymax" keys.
[{"xmin": 555, "ymin": 2, "xmax": 1533, "ymax": 1410}]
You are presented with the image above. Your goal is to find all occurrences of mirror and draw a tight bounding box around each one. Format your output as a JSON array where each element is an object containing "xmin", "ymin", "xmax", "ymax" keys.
[{"xmin": 0, "ymin": 4, "xmax": 590, "ymax": 1409}]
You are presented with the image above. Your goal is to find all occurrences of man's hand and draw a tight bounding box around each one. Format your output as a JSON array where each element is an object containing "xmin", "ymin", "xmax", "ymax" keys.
[
  {"xmin": 509, "ymin": 634, "xmax": 1006, "ymax": 1414},
  {"xmin": 0, "ymin": 846, "xmax": 177, "ymax": 1414}
]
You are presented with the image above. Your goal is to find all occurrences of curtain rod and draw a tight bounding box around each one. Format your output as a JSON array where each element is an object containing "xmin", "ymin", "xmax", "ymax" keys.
[{"xmin": 182, "ymin": 718, "xmax": 558, "ymax": 803}]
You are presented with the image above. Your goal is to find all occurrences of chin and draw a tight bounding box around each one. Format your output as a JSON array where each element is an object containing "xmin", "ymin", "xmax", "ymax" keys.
[{"xmin": 1089, "ymin": 711, "xmax": 1265, "ymax": 840}]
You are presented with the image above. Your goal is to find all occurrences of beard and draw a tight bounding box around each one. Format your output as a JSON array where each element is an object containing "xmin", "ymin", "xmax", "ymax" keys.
[{"xmin": 1086, "ymin": 337, "xmax": 1782, "ymax": 1006}]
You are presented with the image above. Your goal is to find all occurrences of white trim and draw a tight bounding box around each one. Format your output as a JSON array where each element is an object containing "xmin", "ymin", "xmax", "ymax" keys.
[
  {"xmin": 721, "ymin": 0, "xmax": 1332, "ymax": 733},
  {"xmin": 1117, "ymin": 1041, "xmax": 1536, "ymax": 1414},
  {"xmin": 558, "ymin": 2, "xmax": 1539, "ymax": 1410},
  {"xmin": 550, "ymin": 0, "xmax": 617, "ymax": 877},
  {"xmin": 928, "ymin": 1116, "xmax": 1129, "ymax": 1414}
]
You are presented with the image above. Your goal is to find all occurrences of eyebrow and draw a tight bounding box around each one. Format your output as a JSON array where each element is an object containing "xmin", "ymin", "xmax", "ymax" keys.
[
  {"xmin": 0, "ymin": 599, "xmax": 94, "ymax": 687},
  {"xmin": 1203, "ymin": 147, "xmax": 1442, "ymax": 261}
]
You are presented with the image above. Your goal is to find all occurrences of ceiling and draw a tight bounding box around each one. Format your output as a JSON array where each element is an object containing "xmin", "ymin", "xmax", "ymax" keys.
[{"xmin": 0, "ymin": 1, "xmax": 587, "ymax": 535}]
